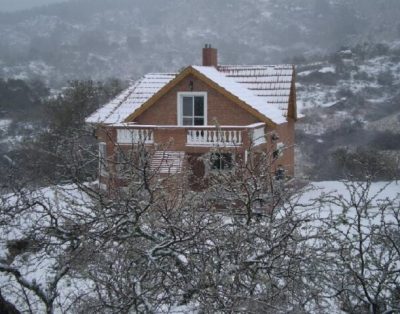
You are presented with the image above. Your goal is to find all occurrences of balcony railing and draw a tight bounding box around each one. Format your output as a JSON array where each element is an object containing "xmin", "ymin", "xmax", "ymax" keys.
[
  {"xmin": 117, "ymin": 128, "xmax": 154, "ymax": 144},
  {"xmin": 187, "ymin": 128, "xmax": 242, "ymax": 146},
  {"xmin": 113, "ymin": 123, "xmax": 266, "ymax": 147}
]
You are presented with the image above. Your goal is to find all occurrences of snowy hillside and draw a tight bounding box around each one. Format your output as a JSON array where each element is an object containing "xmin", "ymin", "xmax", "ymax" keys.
[
  {"xmin": 295, "ymin": 43, "xmax": 400, "ymax": 179},
  {"xmin": 1, "ymin": 0, "xmax": 400, "ymax": 84}
]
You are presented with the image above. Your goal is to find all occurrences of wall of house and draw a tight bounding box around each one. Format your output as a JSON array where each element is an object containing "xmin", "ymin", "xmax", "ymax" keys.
[
  {"xmin": 134, "ymin": 74, "xmax": 260, "ymax": 126},
  {"xmin": 95, "ymin": 70, "xmax": 296, "ymax": 187},
  {"xmin": 287, "ymin": 72, "xmax": 297, "ymax": 121},
  {"xmin": 275, "ymin": 119, "xmax": 295, "ymax": 177}
]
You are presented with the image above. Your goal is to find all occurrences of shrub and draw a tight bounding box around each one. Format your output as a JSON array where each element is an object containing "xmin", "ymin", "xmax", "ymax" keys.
[
  {"xmin": 332, "ymin": 147, "xmax": 398, "ymax": 180},
  {"xmin": 377, "ymin": 70, "xmax": 394, "ymax": 86},
  {"xmin": 353, "ymin": 71, "xmax": 373, "ymax": 81},
  {"xmin": 370, "ymin": 131, "xmax": 400, "ymax": 150},
  {"xmin": 300, "ymin": 71, "xmax": 339, "ymax": 86},
  {"xmin": 336, "ymin": 88, "xmax": 354, "ymax": 99}
]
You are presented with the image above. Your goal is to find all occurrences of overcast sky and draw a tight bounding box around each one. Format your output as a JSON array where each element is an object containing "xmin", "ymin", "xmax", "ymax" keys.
[{"xmin": 0, "ymin": 0, "xmax": 68, "ymax": 12}]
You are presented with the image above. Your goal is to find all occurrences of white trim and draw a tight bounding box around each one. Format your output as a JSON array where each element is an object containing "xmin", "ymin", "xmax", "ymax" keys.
[
  {"xmin": 110, "ymin": 122, "xmax": 265, "ymax": 129},
  {"xmin": 177, "ymin": 92, "xmax": 207, "ymax": 126}
]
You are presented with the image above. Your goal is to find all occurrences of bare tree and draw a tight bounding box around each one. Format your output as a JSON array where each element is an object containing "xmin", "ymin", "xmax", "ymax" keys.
[
  {"xmin": 2, "ymin": 128, "xmax": 400, "ymax": 314},
  {"xmin": 312, "ymin": 179, "xmax": 400, "ymax": 314}
]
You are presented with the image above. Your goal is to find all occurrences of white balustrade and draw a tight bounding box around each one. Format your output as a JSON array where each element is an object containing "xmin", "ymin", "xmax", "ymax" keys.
[
  {"xmin": 187, "ymin": 129, "xmax": 242, "ymax": 146},
  {"xmin": 117, "ymin": 128, "xmax": 154, "ymax": 144}
]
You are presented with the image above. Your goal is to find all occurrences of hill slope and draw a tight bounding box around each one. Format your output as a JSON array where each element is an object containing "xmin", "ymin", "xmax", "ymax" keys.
[{"xmin": 1, "ymin": 0, "xmax": 400, "ymax": 84}]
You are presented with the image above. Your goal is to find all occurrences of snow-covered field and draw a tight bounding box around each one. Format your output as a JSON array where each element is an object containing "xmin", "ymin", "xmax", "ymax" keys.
[{"xmin": 301, "ymin": 180, "xmax": 400, "ymax": 209}]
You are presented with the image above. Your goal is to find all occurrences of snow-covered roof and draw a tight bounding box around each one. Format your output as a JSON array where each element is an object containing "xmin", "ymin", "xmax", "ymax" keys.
[
  {"xmin": 218, "ymin": 65, "xmax": 294, "ymax": 117},
  {"xmin": 86, "ymin": 64, "xmax": 294, "ymax": 125},
  {"xmin": 86, "ymin": 73, "xmax": 176, "ymax": 124},
  {"xmin": 192, "ymin": 66, "xmax": 287, "ymax": 124}
]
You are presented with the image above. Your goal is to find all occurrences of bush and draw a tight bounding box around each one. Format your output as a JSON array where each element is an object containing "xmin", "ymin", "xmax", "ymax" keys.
[
  {"xmin": 299, "ymin": 71, "xmax": 339, "ymax": 86},
  {"xmin": 332, "ymin": 147, "xmax": 398, "ymax": 180},
  {"xmin": 377, "ymin": 70, "xmax": 394, "ymax": 86},
  {"xmin": 353, "ymin": 71, "xmax": 373, "ymax": 81},
  {"xmin": 370, "ymin": 131, "xmax": 400, "ymax": 150},
  {"xmin": 336, "ymin": 88, "xmax": 354, "ymax": 99}
]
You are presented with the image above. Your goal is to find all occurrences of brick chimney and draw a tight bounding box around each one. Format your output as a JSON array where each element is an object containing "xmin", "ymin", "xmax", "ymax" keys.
[{"xmin": 202, "ymin": 44, "xmax": 218, "ymax": 67}]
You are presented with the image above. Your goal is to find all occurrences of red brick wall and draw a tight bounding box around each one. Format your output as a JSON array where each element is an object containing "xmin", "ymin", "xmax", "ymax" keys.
[
  {"xmin": 134, "ymin": 74, "xmax": 260, "ymax": 126},
  {"xmin": 203, "ymin": 47, "xmax": 218, "ymax": 67},
  {"xmin": 275, "ymin": 119, "xmax": 295, "ymax": 177},
  {"xmin": 97, "ymin": 123, "xmax": 295, "ymax": 187}
]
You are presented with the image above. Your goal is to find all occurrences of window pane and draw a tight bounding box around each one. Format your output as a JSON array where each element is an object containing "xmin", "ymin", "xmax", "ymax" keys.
[
  {"xmin": 194, "ymin": 118, "xmax": 204, "ymax": 125},
  {"xmin": 211, "ymin": 153, "xmax": 221, "ymax": 170},
  {"xmin": 194, "ymin": 96, "xmax": 204, "ymax": 116},
  {"xmin": 116, "ymin": 150, "xmax": 125, "ymax": 164},
  {"xmin": 210, "ymin": 153, "xmax": 232, "ymax": 170},
  {"xmin": 222, "ymin": 153, "xmax": 232, "ymax": 169},
  {"xmin": 182, "ymin": 97, "xmax": 193, "ymax": 116},
  {"xmin": 183, "ymin": 117, "xmax": 193, "ymax": 125}
]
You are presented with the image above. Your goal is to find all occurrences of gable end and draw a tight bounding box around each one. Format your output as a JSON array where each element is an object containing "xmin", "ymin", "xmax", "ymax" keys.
[{"xmin": 125, "ymin": 66, "xmax": 281, "ymax": 127}]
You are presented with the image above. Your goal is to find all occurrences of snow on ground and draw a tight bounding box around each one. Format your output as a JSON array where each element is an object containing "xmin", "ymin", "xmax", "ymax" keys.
[
  {"xmin": 1, "ymin": 180, "xmax": 398, "ymax": 312},
  {"xmin": 296, "ymin": 180, "xmax": 400, "ymax": 231},
  {"xmin": 318, "ymin": 66, "xmax": 335, "ymax": 73},
  {"xmin": 368, "ymin": 112, "xmax": 400, "ymax": 133},
  {"xmin": 300, "ymin": 181, "xmax": 399, "ymax": 208},
  {"xmin": 0, "ymin": 119, "xmax": 11, "ymax": 131},
  {"xmin": 0, "ymin": 135, "xmax": 23, "ymax": 145}
]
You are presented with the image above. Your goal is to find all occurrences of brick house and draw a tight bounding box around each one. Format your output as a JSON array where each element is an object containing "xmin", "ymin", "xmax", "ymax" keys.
[{"xmin": 86, "ymin": 45, "xmax": 297, "ymax": 190}]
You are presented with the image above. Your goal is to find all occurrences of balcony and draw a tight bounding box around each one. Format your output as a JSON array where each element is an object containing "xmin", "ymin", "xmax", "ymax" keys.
[
  {"xmin": 186, "ymin": 127, "xmax": 242, "ymax": 147},
  {"xmin": 113, "ymin": 123, "xmax": 266, "ymax": 148},
  {"xmin": 117, "ymin": 127, "xmax": 154, "ymax": 144}
]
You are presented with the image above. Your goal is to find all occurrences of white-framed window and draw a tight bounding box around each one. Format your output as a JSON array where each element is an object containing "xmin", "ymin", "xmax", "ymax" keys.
[{"xmin": 177, "ymin": 92, "xmax": 207, "ymax": 126}]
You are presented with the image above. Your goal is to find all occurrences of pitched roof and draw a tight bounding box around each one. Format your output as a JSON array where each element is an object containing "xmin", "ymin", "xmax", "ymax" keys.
[
  {"xmin": 192, "ymin": 66, "xmax": 286, "ymax": 124},
  {"xmin": 86, "ymin": 65, "xmax": 294, "ymax": 125},
  {"xmin": 218, "ymin": 65, "xmax": 294, "ymax": 116},
  {"xmin": 86, "ymin": 73, "xmax": 176, "ymax": 124}
]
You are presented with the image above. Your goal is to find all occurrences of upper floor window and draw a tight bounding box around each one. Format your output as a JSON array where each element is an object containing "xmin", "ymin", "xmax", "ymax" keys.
[{"xmin": 178, "ymin": 92, "xmax": 207, "ymax": 126}]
